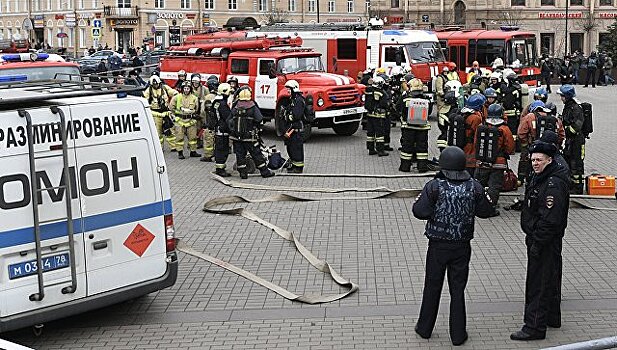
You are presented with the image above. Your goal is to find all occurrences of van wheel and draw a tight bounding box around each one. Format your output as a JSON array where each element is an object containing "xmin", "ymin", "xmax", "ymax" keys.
[{"xmin": 332, "ymin": 120, "xmax": 360, "ymax": 136}]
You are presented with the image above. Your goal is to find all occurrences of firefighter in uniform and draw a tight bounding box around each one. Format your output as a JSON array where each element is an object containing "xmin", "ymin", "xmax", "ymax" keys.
[
  {"xmin": 520, "ymin": 87, "xmax": 548, "ymax": 119},
  {"xmin": 488, "ymin": 72, "xmax": 505, "ymax": 100},
  {"xmin": 482, "ymin": 88, "xmax": 499, "ymax": 121},
  {"xmin": 173, "ymin": 69, "xmax": 188, "ymax": 91},
  {"xmin": 213, "ymin": 83, "xmax": 233, "ymax": 177},
  {"xmin": 170, "ymin": 81, "xmax": 200, "ymax": 159},
  {"xmin": 511, "ymin": 141, "xmax": 570, "ymax": 341},
  {"xmin": 281, "ymin": 80, "xmax": 306, "ymax": 173},
  {"xmin": 413, "ymin": 146, "xmax": 495, "ymax": 346},
  {"xmin": 435, "ymin": 67, "xmax": 454, "ymax": 117},
  {"xmin": 190, "ymin": 73, "xmax": 208, "ymax": 151},
  {"xmin": 452, "ymin": 93, "xmax": 485, "ymax": 177},
  {"xmin": 400, "ymin": 78, "xmax": 431, "ymax": 173},
  {"xmin": 365, "ymin": 76, "xmax": 389, "ymax": 156},
  {"xmin": 557, "ymin": 84, "xmax": 586, "ymax": 194},
  {"xmin": 228, "ymin": 88, "xmax": 275, "ymax": 179},
  {"xmin": 200, "ymin": 92, "xmax": 217, "ymax": 162},
  {"xmin": 501, "ymin": 70, "xmax": 523, "ymax": 146},
  {"xmin": 474, "ymin": 104, "xmax": 515, "ymax": 208},
  {"xmin": 437, "ymin": 90, "xmax": 459, "ymax": 153},
  {"xmin": 376, "ymin": 68, "xmax": 394, "ymax": 150},
  {"xmin": 143, "ymin": 75, "xmax": 177, "ymax": 151},
  {"xmin": 227, "ymin": 76, "xmax": 239, "ymax": 93}
]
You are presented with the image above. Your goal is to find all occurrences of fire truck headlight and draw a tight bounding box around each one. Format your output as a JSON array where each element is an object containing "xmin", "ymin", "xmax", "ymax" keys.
[
  {"xmin": 317, "ymin": 97, "xmax": 324, "ymax": 107},
  {"xmin": 361, "ymin": 94, "xmax": 365, "ymax": 102}
]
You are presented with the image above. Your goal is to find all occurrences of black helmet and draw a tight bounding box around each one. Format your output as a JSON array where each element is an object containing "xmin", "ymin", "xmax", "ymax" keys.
[
  {"xmin": 439, "ymin": 146, "xmax": 470, "ymax": 180},
  {"xmin": 206, "ymin": 75, "xmax": 219, "ymax": 91},
  {"xmin": 471, "ymin": 74, "xmax": 482, "ymax": 86},
  {"xmin": 444, "ymin": 90, "xmax": 457, "ymax": 105},
  {"xmin": 544, "ymin": 101, "xmax": 557, "ymax": 115},
  {"xmin": 539, "ymin": 129, "xmax": 559, "ymax": 147}
]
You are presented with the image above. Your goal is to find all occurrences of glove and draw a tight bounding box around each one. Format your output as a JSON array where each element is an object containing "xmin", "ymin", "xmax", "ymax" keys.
[{"xmin": 530, "ymin": 243, "xmax": 542, "ymax": 257}]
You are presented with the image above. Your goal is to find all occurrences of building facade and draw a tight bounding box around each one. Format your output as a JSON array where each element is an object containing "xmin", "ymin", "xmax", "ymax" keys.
[
  {"xmin": 0, "ymin": 0, "xmax": 368, "ymax": 54},
  {"xmin": 372, "ymin": 0, "xmax": 617, "ymax": 56}
]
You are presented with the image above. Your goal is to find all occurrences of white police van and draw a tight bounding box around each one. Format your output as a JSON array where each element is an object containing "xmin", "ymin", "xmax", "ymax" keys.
[{"xmin": 0, "ymin": 76, "xmax": 177, "ymax": 333}]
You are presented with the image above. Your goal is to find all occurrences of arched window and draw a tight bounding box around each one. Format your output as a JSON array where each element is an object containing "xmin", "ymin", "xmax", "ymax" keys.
[{"xmin": 454, "ymin": 1, "xmax": 466, "ymax": 25}]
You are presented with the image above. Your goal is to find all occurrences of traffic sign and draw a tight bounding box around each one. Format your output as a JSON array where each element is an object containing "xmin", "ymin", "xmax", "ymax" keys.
[
  {"xmin": 22, "ymin": 18, "xmax": 33, "ymax": 31},
  {"xmin": 91, "ymin": 27, "xmax": 101, "ymax": 38},
  {"xmin": 66, "ymin": 13, "xmax": 76, "ymax": 27},
  {"xmin": 93, "ymin": 19, "xmax": 102, "ymax": 28},
  {"xmin": 422, "ymin": 14, "xmax": 430, "ymax": 23}
]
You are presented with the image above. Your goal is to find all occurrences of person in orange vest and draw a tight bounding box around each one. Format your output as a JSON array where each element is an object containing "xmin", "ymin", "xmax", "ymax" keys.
[
  {"xmin": 458, "ymin": 94, "xmax": 485, "ymax": 177},
  {"xmin": 474, "ymin": 104, "xmax": 515, "ymax": 209}
]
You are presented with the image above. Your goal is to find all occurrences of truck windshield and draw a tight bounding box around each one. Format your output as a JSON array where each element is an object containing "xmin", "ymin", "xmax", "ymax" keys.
[
  {"xmin": 509, "ymin": 38, "xmax": 537, "ymax": 68},
  {"xmin": 276, "ymin": 56, "xmax": 324, "ymax": 74},
  {"xmin": 0, "ymin": 66, "xmax": 81, "ymax": 81},
  {"xmin": 473, "ymin": 39, "xmax": 506, "ymax": 67},
  {"xmin": 406, "ymin": 42, "xmax": 446, "ymax": 63}
]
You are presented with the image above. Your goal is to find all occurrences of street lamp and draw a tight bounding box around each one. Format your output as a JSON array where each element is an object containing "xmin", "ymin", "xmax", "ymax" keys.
[{"xmin": 564, "ymin": 0, "xmax": 569, "ymax": 58}]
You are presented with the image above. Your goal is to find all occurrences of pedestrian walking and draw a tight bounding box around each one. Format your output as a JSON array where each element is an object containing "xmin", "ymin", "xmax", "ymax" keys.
[
  {"xmin": 603, "ymin": 56, "xmax": 614, "ymax": 85},
  {"xmin": 413, "ymin": 146, "xmax": 496, "ymax": 346},
  {"xmin": 583, "ymin": 52, "xmax": 598, "ymax": 88},
  {"xmin": 510, "ymin": 140, "xmax": 570, "ymax": 341}
]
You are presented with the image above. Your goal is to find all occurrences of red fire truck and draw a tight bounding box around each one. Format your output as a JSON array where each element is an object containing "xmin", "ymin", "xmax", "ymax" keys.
[
  {"xmin": 159, "ymin": 36, "xmax": 365, "ymax": 137},
  {"xmin": 436, "ymin": 28, "xmax": 541, "ymax": 84}
]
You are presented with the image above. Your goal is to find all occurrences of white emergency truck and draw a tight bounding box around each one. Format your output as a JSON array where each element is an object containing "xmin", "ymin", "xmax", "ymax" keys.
[{"xmin": 0, "ymin": 77, "xmax": 177, "ymax": 333}]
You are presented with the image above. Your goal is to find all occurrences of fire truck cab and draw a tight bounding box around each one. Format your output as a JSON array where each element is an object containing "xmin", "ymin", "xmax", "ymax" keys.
[
  {"xmin": 247, "ymin": 24, "xmax": 455, "ymax": 88},
  {"xmin": 159, "ymin": 36, "xmax": 365, "ymax": 137},
  {"xmin": 436, "ymin": 28, "xmax": 540, "ymax": 85}
]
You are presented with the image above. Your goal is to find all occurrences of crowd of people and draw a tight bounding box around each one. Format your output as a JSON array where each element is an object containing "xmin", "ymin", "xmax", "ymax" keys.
[{"xmin": 540, "ymin": 50, "xmax": 615, "ymax": 90}]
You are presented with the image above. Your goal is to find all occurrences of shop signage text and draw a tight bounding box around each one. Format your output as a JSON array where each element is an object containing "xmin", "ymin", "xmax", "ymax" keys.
[
  {"xmin": 538, "ymin": 12, "xmax": 583, "ymax": 19},
  {"xmin": 157, "ymin": 13, "xmax": 185, "ymax": 19}
]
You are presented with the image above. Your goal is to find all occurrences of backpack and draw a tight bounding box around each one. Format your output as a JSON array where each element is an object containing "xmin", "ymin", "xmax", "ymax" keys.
[
  {"xmin": 535, "ymin": 114, "xmax": 558, "ymax": 140},
  {"xmin": 475, "ymin": 124, "xmax": 501, "ymax": 164},
  {"xmin": 447, "ymin": 111, "xmax": 467, "ymax": 149},
  {"xmin": 580, "ymin": 102, "xmax": 593, "ymax": 137},
  {"xmin": 231, "ymin": 106, "xmax": 254, "ymax": 137},
  {"xmin": 406, "ymin": 98, "xmax": 429, "ymax": 126}
]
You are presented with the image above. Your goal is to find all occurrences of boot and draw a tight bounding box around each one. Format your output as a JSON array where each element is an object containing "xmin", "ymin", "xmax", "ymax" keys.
[
  {"xmin": 259, "ymin": 167, "xmax": 275, "ymax": 178},
  {"xmin": 178, "ymin": 151, "xmax": 185, "ymax": 160},
  {"xmin": 399, "ymin": 159, "xmax": 411, "ymax": 172},
  {"xmin": 570, "ymin": 183, "xmax": 584, "ymax": 195},
  {"xmin": 417, "ymin": 159, "xmax": 428, "ymax": 173},
  {"xmin": 384, "ymin": 144, "xmax": 394, "ymax": 151},
  {"xmin": 200, "ymin": 156, "xmax": 213, "ymax": 162},
  {"xmin": 376, "ymin": 143, "xmax": 389, "ymax": 157},
  {"xmin": 287, "ymin": 166, "xmax": 303, "ymax": 173},
  {"xmin": 215, "ymin": 168, "xmax": 231, "ymax": 177},
  {"xmin": 189, "ymin": 151, "xmax": 201, "ymax": 158},
  {"xmin": 238, "ymin": 169, "xmax": 248, "ymax": 179},
  {"xmin": 367, "ymin": 141, "xmax": 377, "ymax": 155}
]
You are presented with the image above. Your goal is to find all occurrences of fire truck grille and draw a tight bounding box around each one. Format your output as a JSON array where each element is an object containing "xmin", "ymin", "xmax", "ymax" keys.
[{"xmin": 328, "ymin": 86, "xmax": 358, "ymax": 105}]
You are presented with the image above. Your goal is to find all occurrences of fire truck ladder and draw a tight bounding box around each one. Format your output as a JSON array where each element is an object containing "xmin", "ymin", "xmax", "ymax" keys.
[
  {"xmin": 18, "ymin": 106, "xmax": 78, "ymax": 302},
  {"xmin": 168, "ymin": 36, "xmax": 303, "ymax": 56}
]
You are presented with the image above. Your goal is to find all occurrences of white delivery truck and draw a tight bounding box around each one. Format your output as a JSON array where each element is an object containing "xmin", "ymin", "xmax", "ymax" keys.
[{"xmin": 0, "ymin": 77, "xmax": 177, "ymax": 333}]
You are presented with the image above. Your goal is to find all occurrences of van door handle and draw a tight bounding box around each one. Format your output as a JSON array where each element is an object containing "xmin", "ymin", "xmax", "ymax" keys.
[{"xmin": 93, "ymin": 241, "xmax": 108, "ymax": 250}]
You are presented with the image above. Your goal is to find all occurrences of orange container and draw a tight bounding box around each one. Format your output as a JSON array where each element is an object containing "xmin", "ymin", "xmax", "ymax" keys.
[{"xmin": 586, "ymin": 175, "xmax": 616, "ymax": 196}]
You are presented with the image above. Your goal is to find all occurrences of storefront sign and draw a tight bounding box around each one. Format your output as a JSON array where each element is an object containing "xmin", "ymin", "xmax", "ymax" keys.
[
  {"xmin": 538, "ymin": 12, "xmax": 583, "ymax": 19},
  {"xmin": 325, "ymin": 17, "xmax": 362, "ymax": 23},
  {"xmin": 55, "ymin": 14, "xmax": 65, "ymax": 20},
  {"xmin": 114, "ymin": 19, "xmax": 139, "ymax": 26},
  {"xmin": 157, "ymin": 12, "xmax": 185, "ymax": 19},
  {"xmin": 599, "ymin": 13, "xmax": 617, "ymax": 19},
  {"xmin": 78, "ymin": 13, "xmax": 95, "ymax": 19},
  {"xmin": 34, "ymin": 15, "xmax": 45, "ymax": 29},
  {"xmin": 203, "ymin": 14, "xmax": 210, "ymax": 26},
  {"xmin": 386, "ymin": 16, "xmax": 404, "ymax": 24}
]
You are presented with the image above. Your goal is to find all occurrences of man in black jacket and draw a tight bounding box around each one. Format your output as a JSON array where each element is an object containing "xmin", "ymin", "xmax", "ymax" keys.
[
  {"xmin": 413, "ymin": 146, "xmax": 495, "ymax": 346},
  {"xmin": 557, "ymin": 84, "xmax": 586, "ymax": 194},
  {"xmin": 511, "ymin": 141, "xmax": 570, "ymax": 341}
]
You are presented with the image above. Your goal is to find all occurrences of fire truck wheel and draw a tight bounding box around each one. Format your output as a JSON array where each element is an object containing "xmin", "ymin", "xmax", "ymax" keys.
[{"xmin": 332, "ymin": 121, "xmax": 360, "ymax": 136}]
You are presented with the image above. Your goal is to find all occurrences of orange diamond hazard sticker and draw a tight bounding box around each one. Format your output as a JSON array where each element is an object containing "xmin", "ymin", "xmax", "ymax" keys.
[{"xmin": 124, "ymin": 224, "xmax": 155, "ymax": 257}]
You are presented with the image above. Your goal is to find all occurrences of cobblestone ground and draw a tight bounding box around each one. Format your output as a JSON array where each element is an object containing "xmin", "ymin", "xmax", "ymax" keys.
[{"xmin": 4, "ymin": 86, "xmax": 617, "ymax": 349}]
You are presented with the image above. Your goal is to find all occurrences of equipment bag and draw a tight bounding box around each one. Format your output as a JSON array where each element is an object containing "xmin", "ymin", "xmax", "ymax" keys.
[
  {"xmin": 406, "ymin": 98, "xmax": 430, "ymax": 125},
  {"xmin": 447, "ymin": 112, "xmax": 467, "ymax": 149},
  {"xmin": 232, "ymin": 107, "xmax": 253, "ymax": 137},
  {"xmin": 475, "ymin": 124, "xmax": 501, "ymax": 164},
  {"xmin": 502, "ymin": 168, "xmax": 519, "ymax": 192},
  {"xmin": 580, "ymin": 102, "xmax": 593, "ymax": 137},
  {"xmin": 535, "ymin": 114, "xmax": 558, "ymax": 139}
]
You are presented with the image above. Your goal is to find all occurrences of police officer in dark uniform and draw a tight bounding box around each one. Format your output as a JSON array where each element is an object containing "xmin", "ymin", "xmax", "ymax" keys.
[
  {"xmin": 557, "ymin": 84, "xmax": 585, "ymax": 194},
  {"xmin": 213, "ymin": 83, "xmax": 233, "ymax": 177},
  {"xmin": 228, "ymin": 87, "xmax": 275, "ymax": 179},
  {"xmin": 413, "ymin": 146, "xmax": 495, "ymax": 346},
  {"xmin": 511, "ymin": 141, "xmax": 570, "ymax": 341},
  {"xmin": 281, "ymin": 80, "xmax": 306, "ymax": 173}
]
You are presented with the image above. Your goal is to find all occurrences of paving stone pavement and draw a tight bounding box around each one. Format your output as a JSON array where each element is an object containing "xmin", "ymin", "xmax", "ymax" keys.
[{"xmin": 4, "ymin": 86, "xmax": 617, "ymax": 349}]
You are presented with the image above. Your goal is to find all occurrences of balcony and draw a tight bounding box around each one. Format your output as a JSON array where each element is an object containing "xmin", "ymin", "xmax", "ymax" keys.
[{"xmin": 103, "ymin": 6, "xmax": 140, "ymax": 19}]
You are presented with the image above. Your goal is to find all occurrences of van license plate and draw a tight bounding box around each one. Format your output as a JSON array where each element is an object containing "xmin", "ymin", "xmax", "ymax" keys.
[{"xmin": 8, "ymin": 253, "xmax": 70, "ymax": 280}]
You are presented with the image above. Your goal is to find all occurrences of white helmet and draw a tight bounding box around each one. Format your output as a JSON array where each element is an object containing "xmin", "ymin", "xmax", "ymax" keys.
[
  {"xmin": 191, "ymin": 75, "xmax": 201, "ymax": 83},
  {"xmin": 372, "ymin": 76, "xmax": 385, "ymax": 87},
  {"xmin": 217, "ymin": 83, "xmax": 232, "ymax": 95},
  {"xmin": 490, "ymin": 72, "xmax": 501, "ymax": 80},
  {"xmin": 149, "ymin": 75, "xmax": 161, "ymax": 85},
  {"xmin": 390, "ymin": 66, "xmax": 402, "ymax": 76},
  {"xmin": 284, "ymin": 79, "xmax": 300, "ymax": 93},
  {"xmin": 445, "ymin": 80, "xmax": 463, "ymax": 97},
  {"xmin": 502, "ymin": 68, "xmax": 516, "ymax": 81}
]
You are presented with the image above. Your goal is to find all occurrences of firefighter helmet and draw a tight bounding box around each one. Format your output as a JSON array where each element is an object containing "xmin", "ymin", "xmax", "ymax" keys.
[
  {"xmin": 464, "ymin": 93, "xmax": 486, "ymax": 111},
  {"xmin": 557, "ymin": 84, "xmax": 576, "ymax": 99},
  {"xmin": 372, "ymin": 76, "xmax": 385, "ymax": 87},
  {"xmin": 177, "ymin": 69, "xmax": 187, "ymax": 78},
  {"xmin": 534, "ymin": 87, "xmax": 548, "ymax": 102},
  {"xmin": 376, "ymin": 67, "xmax": 387, "ymax": 74},
  {"xmin": 217, "ymin": 83, "xmax": 232, "ymax": 95},
  {"xmin": 284, "ymin": 79, "xmax": 301, "ymax": 93},
  {"xmin": 483, "ymin": 87, "xmax": 498, "ymax": 98},
  {"xmin": 181, "ymin": 81, "xmax": 192, "ymax": 93},
  {"xmin": 486, "ymin": 104, "xmax": 505, "ymax": 125},
  {"xmin": 409, "ymin": 78, "xmax": 424, "ymax": 91},
  {"xmin": 238, "ymin": 87, "xmax": 252, "ymax": 101},
  {"xmin": 445, "ymin": 80, "xmax": 463, "ymax": 97},
  {"xmin": 149, "ymin": 75, "xmax": 162, "ymax": 85},
  {"xmin": 490, "ymin": 72, "xmax": 501, "ymax": 80},
  {"xmin": 226, "ymin": 76, "xmax": 238, "ymax": 85},
  {"xmin": 529, "ymin": 100, "xmax": 546, "ymax": 113}
]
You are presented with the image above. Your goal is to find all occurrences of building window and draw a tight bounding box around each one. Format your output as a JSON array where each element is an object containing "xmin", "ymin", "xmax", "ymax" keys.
[
  {"xmin": 308, "ymin": 0, "xmax": 315, "ymax": 12},
  {"xmin": 570, "ymin": 33, "xmax": 583, "ymax": 53},
  {"xmin": 511, "ymin": 0, "xmax": 525, "ymax": 6},
  {"xmin": 13, "ymin": 0, "xmax": 18, "ymax": 11},
  {"xmin": 79, "ymin": 27, "xmax": 86, "ymax": 48},
  {"xmin": 289, "ymin": 0, "xmax": 296, "ymax": 11},
  {"xmin": 540, "ymin": 0, "xmax": 554, "ymax": 6},
  {"xmin": 228, "ymin": 0, "xmax": 237, "ymax": 10},
  {"xmin": 47, "ymin": 0, "xmax": 51, "ymax": 10},
  {"xmin": 259, "ymin": 0, "xmax": 267, "ymax": 11},
  {"xmin": 155, "ymin": 0, "xmax": 164, "ymax": 8},
  {"xmin": 92, "ymin": 0, "xmax": 99, "ymax": 7},
  {"xmin": 391, "ymin": 0, "xmax": 399, "ymax": 7},
  {"xmin": 540, "ymin": 33, "xmax": 555, "ymax": 56},
  {"xmin": 180, "ymin": 0, "xmax": 190, "ymax": 8},
  {"xmin": 599, "ymin": 32, "xmax": 610, "ymax": 48},
  {"xmin": 78, "ymin": 0, "xmax": 84, "ymax": 8},
  {"xmin": 328, "ymin": 0, "xmax": 335, "ymax": 12},
  {"xmin": 204, "ymin": 0, "xmax": 214, "ymax": 9},
  {"xmin": 570, "ymin": 0, "xmax": 582, "ymax": 5},
  {"xmin": 600, "ymin": 0, "xmax": 612, "ymax": 5},
  {"xmin": 347, "ymin": 0, "xmax": 354, "ymax": 12},
  {"xmin": 117, "ymin": 0, "xmax": 131, "ymax": 7}
]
